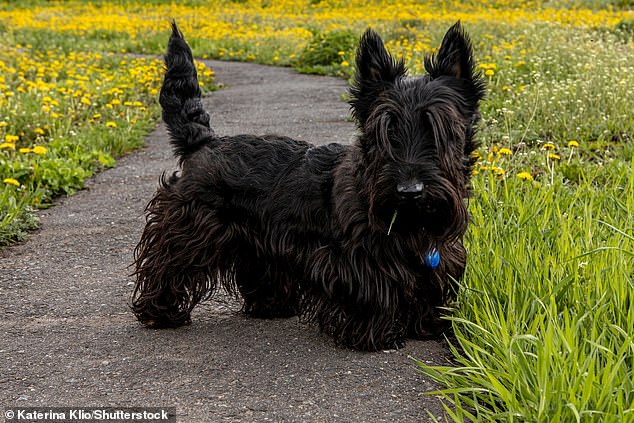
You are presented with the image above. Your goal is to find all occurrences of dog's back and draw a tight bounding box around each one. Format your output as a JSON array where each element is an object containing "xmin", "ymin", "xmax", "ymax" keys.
[{"xmin": 158, "ymin": 22, "xmax": 349, "ymax": 235}]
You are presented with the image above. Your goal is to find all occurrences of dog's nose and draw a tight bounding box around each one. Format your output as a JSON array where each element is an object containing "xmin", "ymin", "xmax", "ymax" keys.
[{"xmin": 397, "ymin": 180, "xmax": 424, "ymax": 198}]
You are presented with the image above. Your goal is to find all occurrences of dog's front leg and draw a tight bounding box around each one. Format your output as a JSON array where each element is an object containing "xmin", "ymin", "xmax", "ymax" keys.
[{"xmin": 306, "ymin": 247, "xmax": 406, "ymax": 351}]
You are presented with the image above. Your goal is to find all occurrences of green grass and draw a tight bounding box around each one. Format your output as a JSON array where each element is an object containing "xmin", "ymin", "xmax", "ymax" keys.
[
  {"xmin": 0, "ymin": 186, "xmax": 39, "ymax": 246},
  {"xmin": 417, "ymin": 157, "xmax": 634, "ymax": 422}
]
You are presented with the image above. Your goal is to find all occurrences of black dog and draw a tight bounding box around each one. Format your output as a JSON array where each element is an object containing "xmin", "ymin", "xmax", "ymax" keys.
[{"xmin": 132, "ymin": 22, "xmax": 485, "ymax": 351}]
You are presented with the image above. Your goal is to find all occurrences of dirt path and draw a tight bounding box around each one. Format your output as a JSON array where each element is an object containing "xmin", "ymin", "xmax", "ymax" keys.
[{"xmin": 0, "ymin": 60, "xmax": 450, "ymax": 422}]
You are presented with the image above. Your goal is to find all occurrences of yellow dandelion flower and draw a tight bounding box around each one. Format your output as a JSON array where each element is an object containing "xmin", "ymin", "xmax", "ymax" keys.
[
  {"xmin": 484, "ymin": 69, "xmax": 494, "ymax": 76},
  {"xmin": 80, "ymin": 97, "xmax": 91, "ymax": 105},
  {"xmin": 93, "ymin": 113, "xmax": 102, "ymax": 119},
  {"xmin": 31, "ymin": 146, "xmax": 47, "ymax": 155},
  {"xmin": 111, "ymin": 99, "xmax": 121, "ymax": 105},
  {"xmin": 19, "ymin": 148, "xmax": 31, "ymax": 154},
  {"xmin": 3, "ymin": 178, "xmax": 20, "ymax": 187},
  {"xmin": 34, "ymin": 127, "xmax": 45, "ymax": 135},
  {"xmin": 498, "ymin": 148, "xmax": 512, "ymax": 156},
  {"xmin": 106, "ymin": 121, "xmax": 117, "ymax": 128},
  {"xmin": 568, "ymin": 140, "xmax": 579, "ymax": 148},
  {"xmin": 517, "ymin": 171, "xmax": 533, "ymax": 181},
  {"xmin": 0, "ymin": 121, "xmax": 7, "ymax": 127},
  {"xmin": 542, "ymin": 143, "xmax": 556, "ymax": 150},
  {"xmin": 341, "ymin": 61, "xmax": 350, "ymax": 67},
  {"xmin": 549, "ymin": 153, "xmax": 561, "ymax": 161},
  {"xmin": 0, "ymin": 142, "xmax": 16, "ymax": 150},
  {"xmin": 5, "ymin": 135, "xmax": 19, "ymax": 143}
]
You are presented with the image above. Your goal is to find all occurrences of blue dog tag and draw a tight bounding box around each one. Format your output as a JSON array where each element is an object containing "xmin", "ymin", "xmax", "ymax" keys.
[{"xmin": 424, "ymin": 248, "xmax": 440, "ymax": 269}]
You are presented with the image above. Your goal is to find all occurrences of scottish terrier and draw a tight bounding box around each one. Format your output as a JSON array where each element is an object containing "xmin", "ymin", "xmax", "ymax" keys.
[{"xmin": 132, "ymin": 22, "xmax": 485, "ymax": 351}]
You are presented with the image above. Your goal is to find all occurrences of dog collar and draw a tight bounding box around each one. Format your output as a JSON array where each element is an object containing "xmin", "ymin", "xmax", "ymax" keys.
[{"xmin": 424, "ymin": 248, "xmax": 440, "ymax": 269}]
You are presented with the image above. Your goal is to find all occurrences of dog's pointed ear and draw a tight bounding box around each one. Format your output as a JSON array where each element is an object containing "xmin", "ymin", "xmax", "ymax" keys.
[
  {"xmin": 349, "ymin": 28, "xmax": 405, "ymax": 126},
  {"xmin": 355, "ymin": 28, "xmax": 405, "ymax": 83},
  {"xmin": 425, "ymin": 21, "xmax": 477, "ymax": 81}
]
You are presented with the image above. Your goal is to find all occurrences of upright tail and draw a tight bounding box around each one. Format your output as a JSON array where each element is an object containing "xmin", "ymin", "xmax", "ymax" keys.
[{"xmin": 159, "ymin": 22, "xmax": 214, "ymax": 160}]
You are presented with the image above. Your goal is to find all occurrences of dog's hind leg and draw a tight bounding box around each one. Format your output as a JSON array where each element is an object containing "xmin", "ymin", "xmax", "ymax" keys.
[{"xmin": 132, "ymin": 183, "xmax": 219, "ymax": 328}]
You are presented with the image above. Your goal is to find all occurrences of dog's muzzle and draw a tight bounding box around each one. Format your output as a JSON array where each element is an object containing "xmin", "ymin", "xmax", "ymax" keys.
[{"xmin": 397, "ymin": 179, "xmax": 424, "ymax": 200}]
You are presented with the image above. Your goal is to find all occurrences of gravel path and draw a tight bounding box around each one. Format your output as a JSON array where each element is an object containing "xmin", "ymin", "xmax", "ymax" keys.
[{"xmin": 0, "ymin": 60, "xmax": 450, "ymax": 422}]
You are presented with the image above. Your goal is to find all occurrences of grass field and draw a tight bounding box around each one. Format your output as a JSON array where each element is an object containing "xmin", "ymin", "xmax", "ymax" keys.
[{"xmin": 1, "ymin": 1, "xmax": 632, "ymax": 421}]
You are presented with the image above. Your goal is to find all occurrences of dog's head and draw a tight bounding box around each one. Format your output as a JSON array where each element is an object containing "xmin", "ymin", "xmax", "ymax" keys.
[{"xmin": 349, "ymin": 22, "xmax": 485, "ymax": 240}]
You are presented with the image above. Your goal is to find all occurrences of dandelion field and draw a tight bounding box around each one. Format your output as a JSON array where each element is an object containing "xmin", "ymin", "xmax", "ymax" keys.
[{"xmin": 1, "ymin": 1, "xmax": 633, "ymax": 421}]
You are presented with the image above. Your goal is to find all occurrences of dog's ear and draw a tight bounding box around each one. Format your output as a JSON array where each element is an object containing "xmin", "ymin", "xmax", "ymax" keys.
[
  {"xmin": 425, "ymin": 21, "xmax": 477, "ymax": 81},
  {"xmin": 349, "ymin": 28, "xmax": 405, "ymax": 126},
  {"xmin": 355, "ymin": 28, "xmax": 405, "ymax": 84}
]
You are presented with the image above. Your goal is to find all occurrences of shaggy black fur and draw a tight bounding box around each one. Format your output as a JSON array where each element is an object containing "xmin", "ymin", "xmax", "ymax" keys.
[{"xmin": 132, "ymin": 22, "xmax": 485, "ymax": 351}]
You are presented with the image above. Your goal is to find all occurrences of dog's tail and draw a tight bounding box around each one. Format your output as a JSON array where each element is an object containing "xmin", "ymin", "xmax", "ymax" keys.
[{"xmin": 159, "ymin": 21, "xmax": 214, "ymax": 160}]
